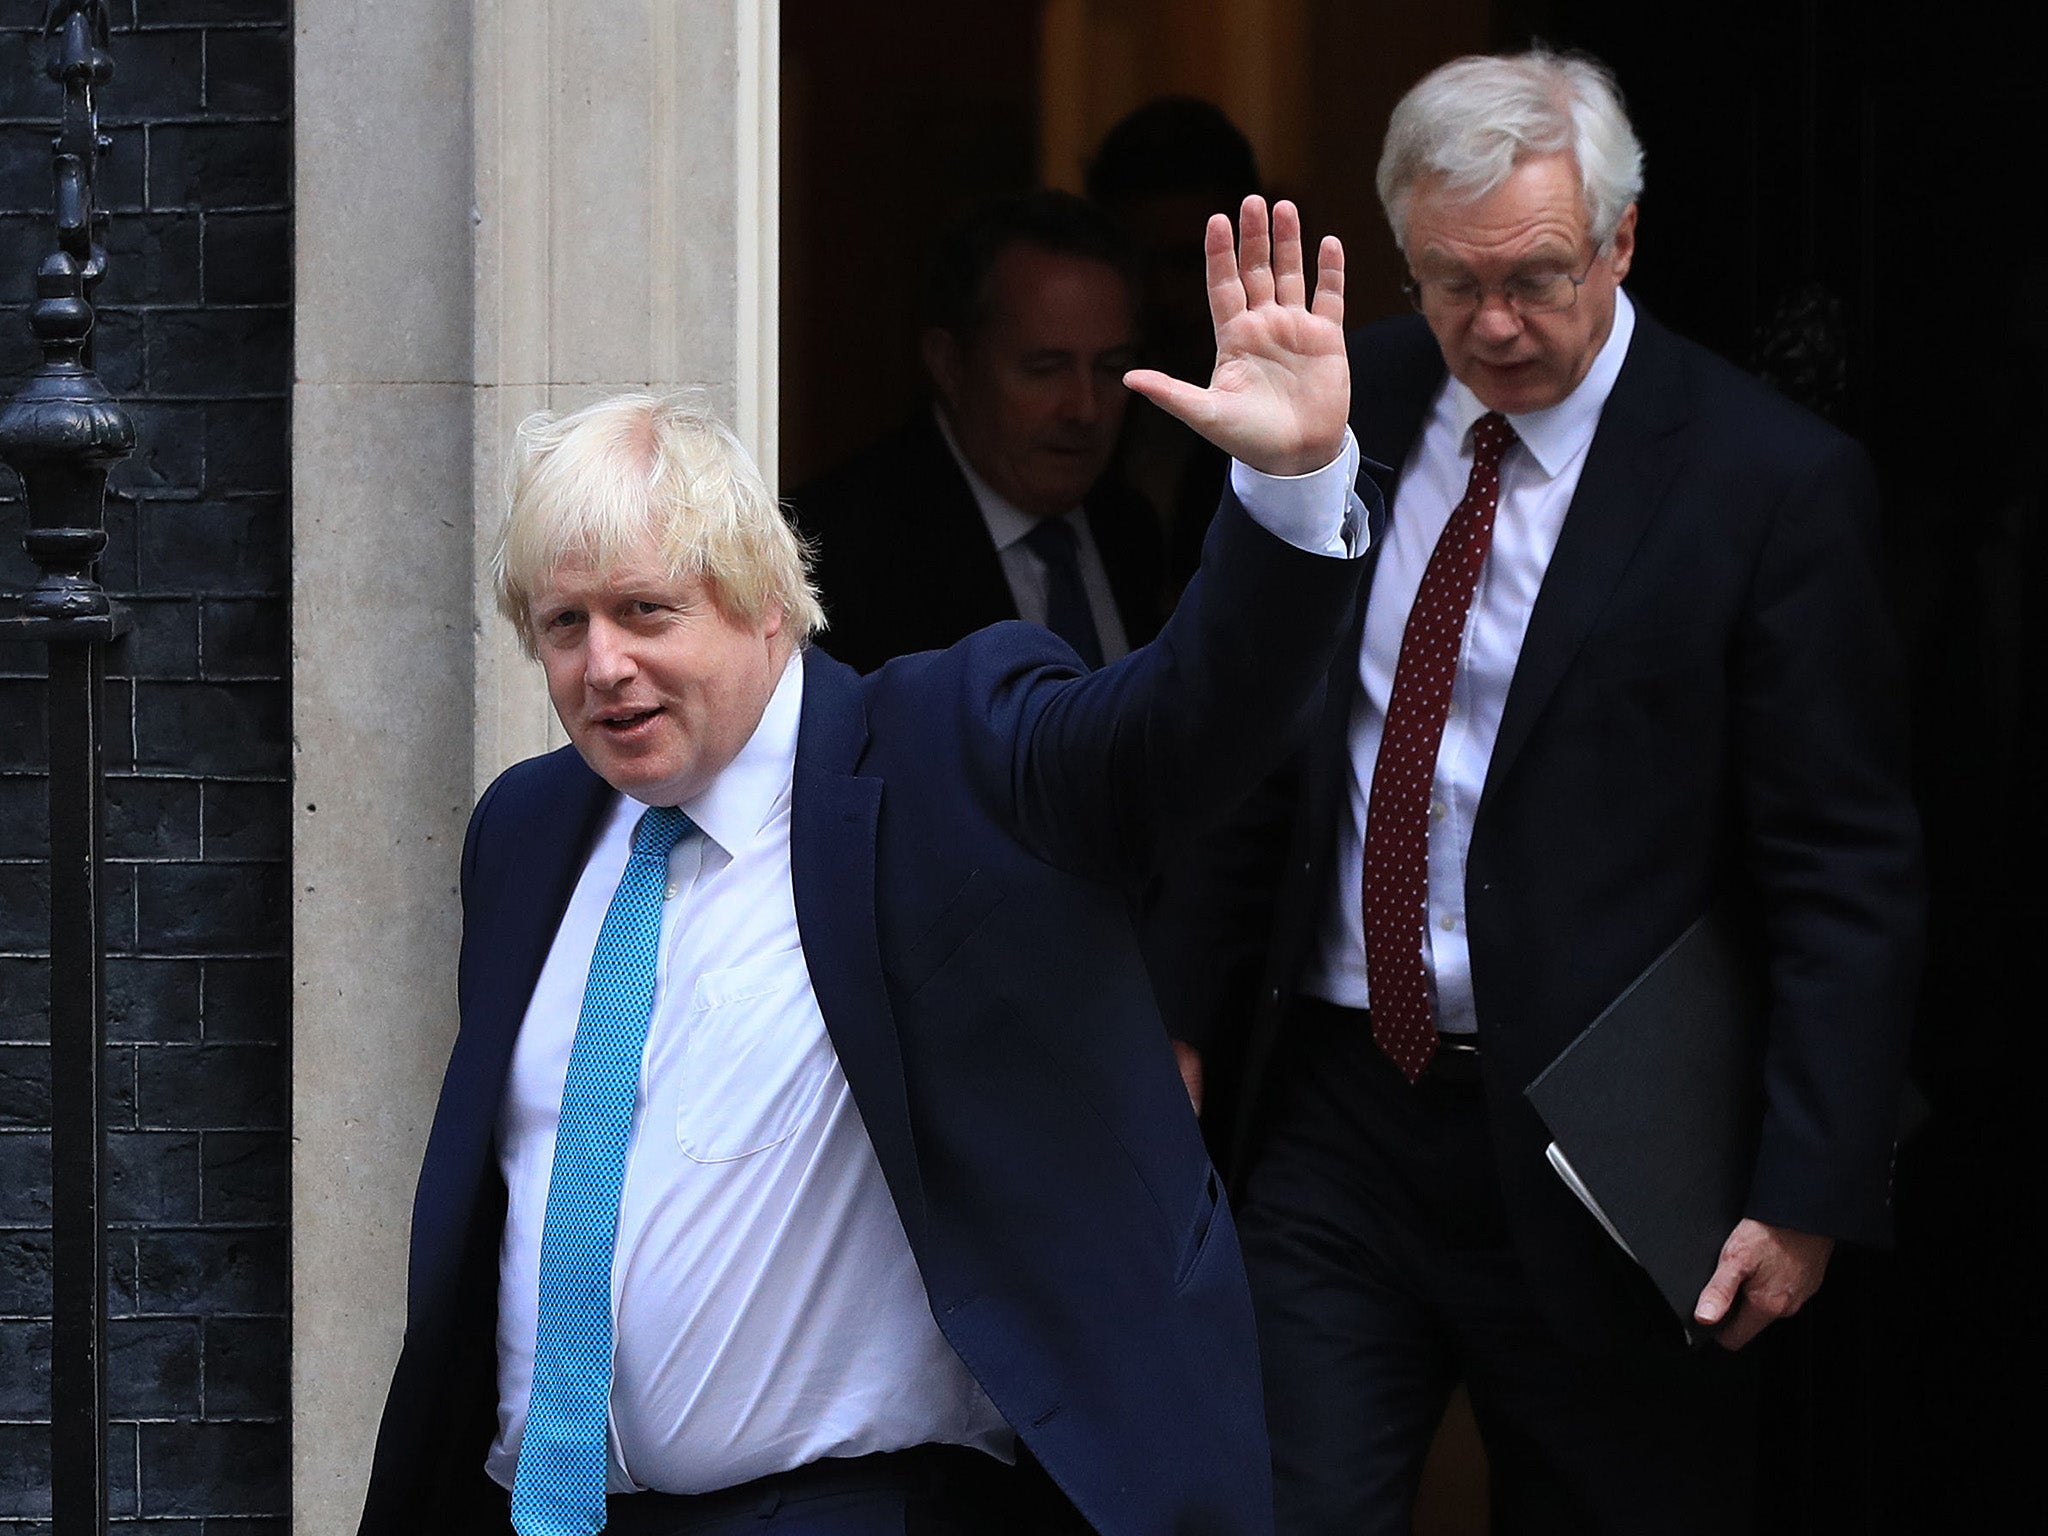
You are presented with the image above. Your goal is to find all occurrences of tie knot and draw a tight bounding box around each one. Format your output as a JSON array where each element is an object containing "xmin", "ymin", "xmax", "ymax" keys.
[
  {"xmin": 1470, "ymin": 412, "xmax": 1516, "ymax": 470},
  {"xmin": 1022, "ymin": 515, "xmax": 1082, "ymax": 569},
  {"xmin": 631, "ymin": 804, "xmax": 695, "ymax": 859}
]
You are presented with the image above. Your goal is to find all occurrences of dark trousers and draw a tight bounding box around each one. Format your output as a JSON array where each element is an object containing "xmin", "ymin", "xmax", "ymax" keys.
[
  {"xmin": 580, "ymin": 1445, "xmax": 1091, "ymax": 1536},
  {"xmin": 1238, "ymin": 999, "xmax": 1758, "ymax": 1536}
]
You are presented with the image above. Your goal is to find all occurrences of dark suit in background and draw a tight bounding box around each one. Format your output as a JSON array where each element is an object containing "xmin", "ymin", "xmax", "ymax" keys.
[
  {"xmin": 1175, "ymin": 301, "xmax": 1921, "ymax": 1533},
  {"xmin": 1255, "ymin": 304, "xmax": 1920, "ymax": 1312},
  {"xmin": 789, "ymin": 412, "xmax": 1163, "ymax": 675},
  {"xmin": 1161, "ymin": 50, "xmax": 1923, "ymax": 1533},
  {"xmin": 786, "ymin": 191, "xmax": 1160, "ymax": 678}
]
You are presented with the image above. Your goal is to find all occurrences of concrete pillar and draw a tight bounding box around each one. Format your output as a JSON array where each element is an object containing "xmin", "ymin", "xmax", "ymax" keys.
[{"xmin": 291, "ymin": 4, "xmax": 778, "ymax": 1528}]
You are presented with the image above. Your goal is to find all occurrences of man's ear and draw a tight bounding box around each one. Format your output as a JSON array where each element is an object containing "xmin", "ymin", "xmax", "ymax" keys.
[
  {"xmin": 1607, "ymin": 202, "xmax": 1638, "ymax": 281},
  {"xmin": 921, "ymin": 327, "xmax": 963, "ymax": 411}
]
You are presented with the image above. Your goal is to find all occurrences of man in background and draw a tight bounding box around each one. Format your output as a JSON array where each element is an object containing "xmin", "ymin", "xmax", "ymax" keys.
[
  {"xmin": 1172, "ymin": 50, "xmax": 1922, "ymax": 1534},
  {"xmin": 791, "ymin": 191, "xmax": 1161, "ymax": 674},
  {"xmin": 1088, "ymin": 97, "xmax": 1263, "ymax": 595}
]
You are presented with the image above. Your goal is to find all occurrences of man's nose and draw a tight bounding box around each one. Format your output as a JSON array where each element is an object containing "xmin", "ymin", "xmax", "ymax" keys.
[
  {"xmin": 1470, "ymin": 289, "xmax": 1525, "ymax": 343},
  {"xmin": 584, "ymin": 619, "xmax": 636, "ymax": 688},
  {"xmin": 1059, "ymin": 366, "xmax": 1103, "ymax": 423}
]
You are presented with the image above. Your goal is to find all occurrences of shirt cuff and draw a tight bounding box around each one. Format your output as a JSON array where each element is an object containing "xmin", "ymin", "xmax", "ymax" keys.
[{"xmin": 1229, "ymin": 429, "xmax": 1372, "ymax": 557}]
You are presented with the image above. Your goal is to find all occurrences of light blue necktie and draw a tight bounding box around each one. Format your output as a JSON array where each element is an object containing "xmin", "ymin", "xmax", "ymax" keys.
[{"xmin": 512, "ymin": 804, "xmax": 695, "ymax": 1536}]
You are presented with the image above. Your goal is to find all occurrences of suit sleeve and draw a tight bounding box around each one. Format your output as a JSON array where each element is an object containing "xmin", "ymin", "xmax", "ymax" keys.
[
  {"xmin": 1735, "ymin": 435, "xmax": 1924, "ymax": 1246},
  {"xmin": 994, "ymin": 489, "xmax": 1370, "ymax": 885}
]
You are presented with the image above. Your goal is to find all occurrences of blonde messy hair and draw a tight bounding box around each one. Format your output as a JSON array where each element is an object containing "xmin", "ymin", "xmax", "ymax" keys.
[{"xmin": 493, "ymin": 392, "xmax": 826, "ymax": 657}]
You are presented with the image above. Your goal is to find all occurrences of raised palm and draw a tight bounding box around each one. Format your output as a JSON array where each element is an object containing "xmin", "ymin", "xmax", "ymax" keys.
[{"xmin": 1124, "ymin": 197, "xmax": 1348, "ymax": 478}]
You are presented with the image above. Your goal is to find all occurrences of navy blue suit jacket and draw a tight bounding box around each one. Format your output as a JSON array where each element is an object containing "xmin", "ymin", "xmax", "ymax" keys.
[
  {"xmin": 358, "ymin": 495, "xmax": 1372, "ymax": 1536},
  {"xmin": 1181, "ymin": 309, "xmax": 1923, "ymax": 1351}
]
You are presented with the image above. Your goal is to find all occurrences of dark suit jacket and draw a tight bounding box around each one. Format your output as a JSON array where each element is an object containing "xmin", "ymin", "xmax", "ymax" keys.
[
  {"xmin": 358, "ymin": 495, "xmax": 1371, "ymax": 1536},
  {"xmin": 789, "ymin": 412, "xmax": 1166, "ymax": 673},
  {"xmin": 1186, "ymin": 308, "xmax": 1923, "ymax": 1352}
]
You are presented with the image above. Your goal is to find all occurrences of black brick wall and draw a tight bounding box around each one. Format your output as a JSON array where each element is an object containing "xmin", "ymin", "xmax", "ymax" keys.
[{"xmin": 1, "ymin": 4, "xmax": 291, "ymax": 1530}]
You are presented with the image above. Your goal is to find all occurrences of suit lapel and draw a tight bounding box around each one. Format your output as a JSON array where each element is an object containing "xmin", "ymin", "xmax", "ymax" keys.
[
  {"xmin": 1482, "ymin": 314, "xmax": 1691, "ymax": 805},
  {"xmin": 414, "ymin": 749, "xmax": 611, "ymax": 1310},
  {"xmin": 1300, "ymin": 317, "xmax": 1442, "ymax": 861},
  {"xmin": 459, "ymin": 750, "xmax": 612, "ymax": 1085},
  {"xmin": 788, "ymin": 652, "xmax": 928, "ymax": 1248},
  {"xmin": 1348, "ymin": 314, "xmax": 1445, "ymax": 499},
  {"xmin": 906, "ymin": 413, "xmax": 1020, "ymax": 634}
]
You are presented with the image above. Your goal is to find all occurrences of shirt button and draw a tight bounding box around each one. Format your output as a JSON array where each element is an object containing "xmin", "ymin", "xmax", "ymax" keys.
[
  {"xmin": 1429, "ymin": 801, "xmax": 1445, "ymax": 821},
  {"xmin": 1439, "ymin": 913, "xmax": 1457, "ymax": 932},
  {"xmin": 664, "ymin": 883, "xmax": 680, "ymax": 900}
]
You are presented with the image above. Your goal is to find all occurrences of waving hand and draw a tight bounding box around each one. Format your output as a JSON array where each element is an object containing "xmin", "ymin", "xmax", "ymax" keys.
[{"xmin": 1123, "ymin": 196, "xmax": 1348, "ymax": 478}]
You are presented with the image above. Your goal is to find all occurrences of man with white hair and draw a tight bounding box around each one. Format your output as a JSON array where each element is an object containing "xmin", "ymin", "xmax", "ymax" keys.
[
  {"xmin": 1172, "ymin": 49, "xmax": 1921, "ymax": 1532},
  {"xmin": 358, "ymin": 200, "xmax": 1374, "ymax": 1536}
]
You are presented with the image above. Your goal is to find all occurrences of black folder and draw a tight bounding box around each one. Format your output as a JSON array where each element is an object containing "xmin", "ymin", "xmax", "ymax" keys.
[{"xmin": 1523, "ymin": 910, "xmax": 1764, "ymax": 1336}]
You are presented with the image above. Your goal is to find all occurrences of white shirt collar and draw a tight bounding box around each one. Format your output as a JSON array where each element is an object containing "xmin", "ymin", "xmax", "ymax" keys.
[
  {"xmin": 669, "ymin": 648, "xmax": 803, "ymax": 857},
  {"xmin": 1447, "ymin": 287, "xmax": 1637, "ymax": 478},
  {"xmin": 933, "ymin": 404, "xmax": 1083, "ymax": 551}
]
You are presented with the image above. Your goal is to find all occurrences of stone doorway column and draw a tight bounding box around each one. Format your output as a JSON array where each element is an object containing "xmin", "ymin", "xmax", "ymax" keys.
[{"xmin": 291, "ymin": 4, "xmax": 778, "ymax": 1529}]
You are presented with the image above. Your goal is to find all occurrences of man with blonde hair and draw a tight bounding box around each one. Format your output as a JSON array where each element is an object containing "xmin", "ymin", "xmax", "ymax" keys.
[
  {"xmin": 360, "ymin": 199, "xmax": 1375, "ymax": 1536},
  {"xmin": 1168, "ymin": 49, "xmax": 1921, "ymax": 1533}
]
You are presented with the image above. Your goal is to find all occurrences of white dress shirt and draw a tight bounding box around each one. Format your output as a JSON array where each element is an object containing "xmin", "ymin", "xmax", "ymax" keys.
[
  {"xmin": 1301, "ymin": 292, "xmax": 1637, "ymax": 1033},
  {"xmin": 490, "ymin": 653, "xmax": 1010, "ymax": 1494},
  {"xmin": 490, "ymin": 436, "xmax": 1368, "ymax": 1495},
  {"xmin": 934, "ymin": 409, "xmax": 1134, "ymax": 663}
]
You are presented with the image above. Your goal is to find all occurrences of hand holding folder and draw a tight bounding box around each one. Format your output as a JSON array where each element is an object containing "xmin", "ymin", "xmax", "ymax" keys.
[
  {"xmin": 1690, "ymin": 1216, "xmax": 1833, "ymax": 1349},
  {"xmin": 1526, "ymin": 908, "xmax": 1922, "ymax": 1348},
  {"xmin": 1522, "ymin": 910, "xmax": 1765, "ymax": 1343}
]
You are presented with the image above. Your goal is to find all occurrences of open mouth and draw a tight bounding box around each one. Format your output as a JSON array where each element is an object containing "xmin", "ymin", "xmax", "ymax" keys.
[{"xmin": 595, "ymin": 707, "xmax": 661, "ymax": 735}]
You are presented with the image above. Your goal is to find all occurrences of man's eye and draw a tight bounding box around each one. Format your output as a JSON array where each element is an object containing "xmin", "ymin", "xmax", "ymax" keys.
[{"xmin": 537, "ymin": 610, "xmax": 583, "ymax": 643}]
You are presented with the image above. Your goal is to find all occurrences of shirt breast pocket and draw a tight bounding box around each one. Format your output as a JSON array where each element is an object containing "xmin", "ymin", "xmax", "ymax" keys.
[{"xmin": 674, "ymin": 950, "xmax": 837, "ymax": 1164}]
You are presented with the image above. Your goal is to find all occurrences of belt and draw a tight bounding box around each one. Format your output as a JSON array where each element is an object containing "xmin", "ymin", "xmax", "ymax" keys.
[
  {"xmin": 1426, "ymin": 1032, "xmax": 1484, "ymax": 1086},
  {"xmin": 602, "ymin": 1445, "xmax": 1001, "ymax": 1535},
  {"xmin": 1285, "ymin": 996, "xmax": 1485, "ymax": 1087}
]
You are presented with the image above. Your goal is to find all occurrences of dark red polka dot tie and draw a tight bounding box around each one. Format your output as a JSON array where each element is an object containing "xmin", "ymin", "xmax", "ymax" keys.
[{"xmin": 1360, "ymin": 412, "xmax": 1516, "ymax": 1082}]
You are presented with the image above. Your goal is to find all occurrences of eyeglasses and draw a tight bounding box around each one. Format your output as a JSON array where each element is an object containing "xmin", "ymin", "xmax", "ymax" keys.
[{"xmin": 1402, "ymin": 255, "xmax": 1598, "ymax": 318}]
